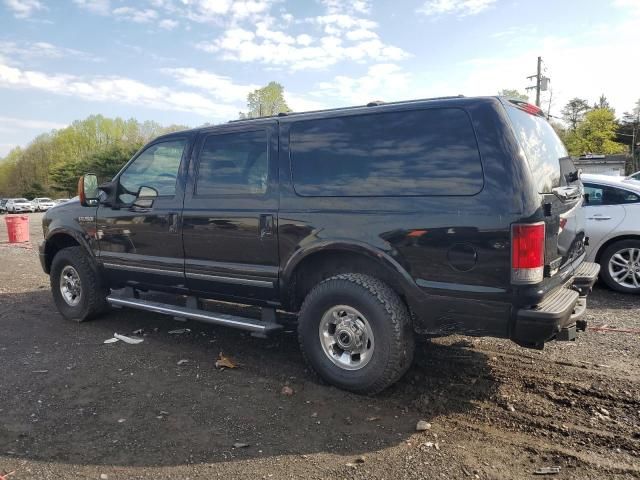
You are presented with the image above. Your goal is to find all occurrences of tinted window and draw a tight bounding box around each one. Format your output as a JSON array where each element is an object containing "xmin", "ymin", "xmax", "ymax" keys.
[
  {"xmin": 118, "ymin": 139, "xmax": 186, "ymax": 203},
  {"xmin": 583, "ymin": 183, "xmax": 640, "ymax": 205},
  {"xmin": 506, "ymin": 104, "xmax": 571, "ymax": 193},
  {"xmin": 290, "ymin": 108, "xmax": 483, "ymax": 197},
  {"xmin": 195, "ymin": 130, "xmax": 268, "ymax": 196}
]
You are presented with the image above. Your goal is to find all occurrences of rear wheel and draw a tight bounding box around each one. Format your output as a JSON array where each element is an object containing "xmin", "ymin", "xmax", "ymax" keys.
[
  {"xmin": 298, "ymin": 273, "xmax": 414, "ymax": 394},
  {"xmin": 50, "ymin": 246, "xmax": 109, "ymax": 322},
  {"xmin": 600, "ymin": 239, "xmax": 640, "ymax": 293}
]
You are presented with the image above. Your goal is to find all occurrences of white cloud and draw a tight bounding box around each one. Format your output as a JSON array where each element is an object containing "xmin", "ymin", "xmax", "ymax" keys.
[
  {"xmin": 455, "ymin": 26, "xmax": 640, "ymax": 118},
  {"xmin": 159, "ymin": 18, "xmax": 179, "ymax": 30},
  {"xmin": 0, "ymin": 61, "xmax": 243, "ymax": 120},
  {"xmin": 112, "ymin": 6, "xmax": 158, "ymax": 23},
  {"xmin": 613, "ymin": 0, "xmax": 640, "ymax": 15},
  {"xmin": 296, "ymin": 34, "xmax": 313, "ymax": 46},
  {"xmin": 180, "ymin": 0, "xmax": 275, "ymax": 22},
  {"xmin": 161, "ymin": 67, "xmax": 258, "ymax": 102},
  {"xmin": 320, "ymin": 0, "xmax": 371, "ymax": 15},
  {"xmin": 72, "ymin": 0, "xmax": 110, "ymax": 15},
  {"xmin": 3, "ymin": 0, "xmax": 44, "ymax": 18},
  {"xmin": 345, "ymin": 28, "xmax": 378, "ymax": 41},
  {"xmin": 418, "ymin": 0, "xmax": 496, "ymax": 17},
  {"xmin": 0, "ymin": 116, "xmax": 66, "ymax": 130},
  {"xmin": 0, "ymin": 41, "xmax": 101, "ymax": 62},
  {"xmin": 317, "ymin": 63, "xmax": 411, "ymax": 105}
]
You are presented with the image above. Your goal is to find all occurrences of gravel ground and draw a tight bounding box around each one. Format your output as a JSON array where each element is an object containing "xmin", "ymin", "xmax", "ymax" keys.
[{"xmin": 0, "ymin": 213, "xmax": 638, "ymax": 480}]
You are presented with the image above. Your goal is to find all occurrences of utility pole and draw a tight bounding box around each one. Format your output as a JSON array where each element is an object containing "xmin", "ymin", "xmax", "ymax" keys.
[{"xmin": 526, "ymin": 56, "xmax": 546, "ymax": 107}]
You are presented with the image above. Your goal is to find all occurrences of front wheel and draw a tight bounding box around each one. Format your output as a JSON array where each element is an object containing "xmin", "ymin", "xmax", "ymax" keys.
[
  {"xmin": 298, "ymin": 273, "xmax": 414, "ymax": 394},
  {"xmin": 50, "ymin": 246, "xmax": 109, "ymax": 322},
  {"xmin": 600, "ymin": 240, "xmax": 640, "ymax": 293}
]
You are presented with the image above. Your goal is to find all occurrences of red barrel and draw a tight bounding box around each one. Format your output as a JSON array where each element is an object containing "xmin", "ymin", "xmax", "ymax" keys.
[{"xmin": 5, "ymin": 215, "xmax": 30, "ymax": 243}]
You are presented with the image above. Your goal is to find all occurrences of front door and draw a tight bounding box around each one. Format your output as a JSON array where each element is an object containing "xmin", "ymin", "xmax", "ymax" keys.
[
  {"xmin": 96, "ymin": 136, "xmax": 191, "ymax": 290},
  {"xmin": 182, "ymin": 122, "xmax": 279, "ymax": 303}
]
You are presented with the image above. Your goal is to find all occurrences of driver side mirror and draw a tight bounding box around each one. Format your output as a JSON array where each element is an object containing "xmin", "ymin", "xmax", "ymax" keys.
[
  {"xmin": 132, "ymin": 186, "xmax": 158, "ymax": 209},
  {"xmin": 78, "ymin": 174, "xmax": 99, "ymax": 206}
]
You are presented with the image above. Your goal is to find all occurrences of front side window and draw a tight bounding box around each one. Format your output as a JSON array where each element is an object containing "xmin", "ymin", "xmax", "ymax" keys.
[
  {"xmin": 118, "ymin": 139, "xmax": 186, "ymax": 204},
  {"xmin": 290, "ymin": 108, "xmax": 483, "ymax": 197},
  {"xmin": 195, "ymin": 130, "xmax": 268, "ymax": 196},
  {"xmin": 583, "ymin": 183, "xmax": 640, "ymax": 206}
]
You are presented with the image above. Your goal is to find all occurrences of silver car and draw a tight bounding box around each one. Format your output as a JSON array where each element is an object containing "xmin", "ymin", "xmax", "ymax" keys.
[
  {"xmin": 582, "ymin": 173, "xmax": 640, "ymax": 293},
  {"xmin": 6, "ymin": 198, "xmax": 35, "ymax": 213},
  {"xmin": 32, "ymin": 197, "xmax": 56, "ymax": 212}
]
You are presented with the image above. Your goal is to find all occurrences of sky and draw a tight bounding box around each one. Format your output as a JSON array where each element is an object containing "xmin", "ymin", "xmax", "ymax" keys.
[{"xmin": 1, "ymin": 0, "xmax": 639, "ymax": 157}]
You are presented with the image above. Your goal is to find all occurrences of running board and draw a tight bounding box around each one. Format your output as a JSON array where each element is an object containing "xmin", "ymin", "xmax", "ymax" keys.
[{"xmin": 107, "ymin": 295, "xmax": 283, "ymax": 336}]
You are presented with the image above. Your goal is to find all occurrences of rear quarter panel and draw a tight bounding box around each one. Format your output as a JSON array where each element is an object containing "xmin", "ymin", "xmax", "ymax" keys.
[{"xmin": 278, "ymin": 98, "xmax": 531, "ymax": 337}]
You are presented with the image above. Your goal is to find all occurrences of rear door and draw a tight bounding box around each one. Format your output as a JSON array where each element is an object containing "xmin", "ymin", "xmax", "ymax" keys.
[
  {"xmin": 504, "ymin": 101, "xmax": 585, "ymax": 275},
  {"xmin": 583, "ymin": 182, "xmax": 636, "ymax": 254},
  {"xmin": 182, "ymin": 122, "xmax": 280, "ymax": 303}
]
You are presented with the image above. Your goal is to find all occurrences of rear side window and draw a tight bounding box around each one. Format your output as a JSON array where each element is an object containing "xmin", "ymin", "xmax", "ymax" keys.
[
  {"xmin": 290, "ymin": 108, "xmax": 483, "ymax": 197},
  {"xmin": 505, "ymin": 104, "xmax": 570, "ymax": 193},
  {"xmin": 195, "ymin": 130, "xmax": 268, "ymax": 196},
  {"xmin": 583, "ymin": 183, "xmax": 640, "ymax": 205}
]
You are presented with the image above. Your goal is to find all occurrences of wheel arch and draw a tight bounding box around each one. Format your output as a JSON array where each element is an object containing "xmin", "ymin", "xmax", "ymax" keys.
[
  {"xmin": 281, "ymin": 241, "xmax": 417, "ymax": 312},
  {"xmin": 43, "ymin": 229, "xmax": 94, "ymax": 274},
  {"xmin": 594, "ymin": 234, "xmax": 640, "ymax": 264}
]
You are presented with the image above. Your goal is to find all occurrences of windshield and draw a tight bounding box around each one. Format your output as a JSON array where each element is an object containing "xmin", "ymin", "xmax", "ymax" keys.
[
  {"xmin": 16, "ymin": 198, "xmax": 28, "ymax": 202},
  {"xmin": 505, "ymin": 104, "xmax": 574, "ymax": 193},
  {"xmin": 38, "ymin": 198, "xmax": 53, "ymax": 202}
]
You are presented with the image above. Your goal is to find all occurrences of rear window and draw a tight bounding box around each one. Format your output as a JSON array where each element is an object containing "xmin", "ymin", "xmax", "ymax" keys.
[
  {"xmin": 505, "ymin": 104, "xmax": 570, "ymax": 193},
  {"xmin": 290, "ymin": 108, "xmax": 483, "ymax": 197}
]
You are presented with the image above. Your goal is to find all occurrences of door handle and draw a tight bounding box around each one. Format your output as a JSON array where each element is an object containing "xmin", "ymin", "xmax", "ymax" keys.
[
  {"xmin": 587, "ymin": 216, "xmax": 611, "ymax": 220},
  {"xmin": 259, "ymin": 214, "xmax": 274, "ymax": 238},
  {"xmin": 168, "ymin": 213, "xmax": 179, "ymax": 233}
]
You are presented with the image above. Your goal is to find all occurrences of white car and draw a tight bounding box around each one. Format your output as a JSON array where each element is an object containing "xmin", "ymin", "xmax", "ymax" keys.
[
  {"xmin": 582, "ymin": 173, "xmax": 640, "ymax": 293},
  {"xmin": 32, "ymin": 197, "xmax": 56, "ymax": 212},
  {"xmin": 5, "ymin": 198, "xmax": 35, "ymax": 213}
]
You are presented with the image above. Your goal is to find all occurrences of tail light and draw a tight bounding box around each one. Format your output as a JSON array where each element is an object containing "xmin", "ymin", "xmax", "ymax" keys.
[{"xmin": 511, "ymin": 222, "xmax": 545, "ymax": 284}]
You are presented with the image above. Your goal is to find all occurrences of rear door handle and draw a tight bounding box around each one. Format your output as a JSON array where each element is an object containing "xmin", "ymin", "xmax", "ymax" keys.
[
  {"xmin": 168, "ymin": 212, "xmax": 179, "ymax": 233},
  {"xmin": 588, "ymin": 216, "xmax": 611, "ymax": 220},
  {"xmin": 260, "ymin": 214, "xmax": 274, "ymax": 238}
]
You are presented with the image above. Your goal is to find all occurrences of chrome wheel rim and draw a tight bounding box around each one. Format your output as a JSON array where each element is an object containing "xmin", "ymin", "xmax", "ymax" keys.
[
  {"xmin": 60, "ymin": 265, "xmax": 82, "ymax": 307},
  {"xmin": 608, "ymin": 247, "xmax": 640, "ymax": 289},
  {"xmin": 318, "ymin": 305, "xmax": 374, "ymax": 371}
]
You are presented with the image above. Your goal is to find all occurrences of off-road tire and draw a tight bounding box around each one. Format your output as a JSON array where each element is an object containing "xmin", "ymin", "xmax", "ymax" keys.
[
  {"xmin": 599, "ymin": 239, "xmax": 640, "ymax": 294},
  {"xmin": 50, "ymin": 246, "xmax": 109, "ymax": 322},
  {"xmin": 298, "ymin": 273, "xmax": 414, "ymax": 394}
]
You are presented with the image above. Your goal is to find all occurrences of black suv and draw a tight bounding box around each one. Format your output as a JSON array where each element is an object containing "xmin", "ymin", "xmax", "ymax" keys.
[{"xmin": 40, "ymin": 96, "xmax": 599, "ymax": 394}]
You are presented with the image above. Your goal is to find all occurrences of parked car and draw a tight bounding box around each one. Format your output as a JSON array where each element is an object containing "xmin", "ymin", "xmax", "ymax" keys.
[
  {"xmin": 582, "ymin": 173, "xmax": 640, "ymax": 293},
  {"xmin": 32, "ymin": 197, "xmax": 56, "ymax": 212},
  {"xmin": 6, "ymin": 198, "xmax": 35, "ymax": 213},
  {"xmin": 39, "ymin": 96, "xmax": 599, "ymax": 394},
  {"xmin": 0, "ymin": 198, "xmax": 7, "ymax": 214}
]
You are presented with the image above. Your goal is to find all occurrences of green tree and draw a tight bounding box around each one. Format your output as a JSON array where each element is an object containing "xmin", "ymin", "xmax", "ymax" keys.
[
  {"xmin": 0, "ymin": 115, "xmax": 188, "ymax": 197},
  {"xmin": 561, "ymin": 98, "xmax": 591, "ymax": 131},
  {"xmin": 593, "ymin": 94, "xmax": 614, "ymax": 114},
  {"xmin": 618, "ymin": 99, "xmax": 640, "ymax": 171},
  {"xmin": 498, "ymin": 89, "xmax": 529, "ymax": 102},
  {"xmin": 564, "ymin": 108, "xmax": 626, "ymax": 156},
  {"xmin": 240, "ymin": 81, "xmax": 291, "ymax": 119}
]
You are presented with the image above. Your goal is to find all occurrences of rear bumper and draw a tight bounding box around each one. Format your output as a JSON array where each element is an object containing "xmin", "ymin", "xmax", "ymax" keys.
[{"xmin": 512, "ymin": 261, "xmax": 599, "ymax": 348}]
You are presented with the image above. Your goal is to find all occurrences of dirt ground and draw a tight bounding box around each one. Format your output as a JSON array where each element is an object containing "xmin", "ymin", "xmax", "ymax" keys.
[{"xmin": 0, "ymin": 213, "xmax": 638, "ymax": 480}]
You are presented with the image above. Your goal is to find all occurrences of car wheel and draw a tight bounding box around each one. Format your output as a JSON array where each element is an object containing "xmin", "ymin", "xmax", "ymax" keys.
[
  {"xmin": 50, "ymin": 246, "xmax": 109, "ymax": 322},
  {"xmin": 298, "ymin": 273, "xmax": 414, "ymax": 394},
  {"xmin": 600, "ymin": 239, "xmax": 640, "ymax": 293}
]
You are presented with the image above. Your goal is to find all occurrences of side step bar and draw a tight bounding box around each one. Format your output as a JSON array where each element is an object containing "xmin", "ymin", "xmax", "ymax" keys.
[{"xmin": 107, "ymin": 294, "xmax": 283, "ymax": 336}]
